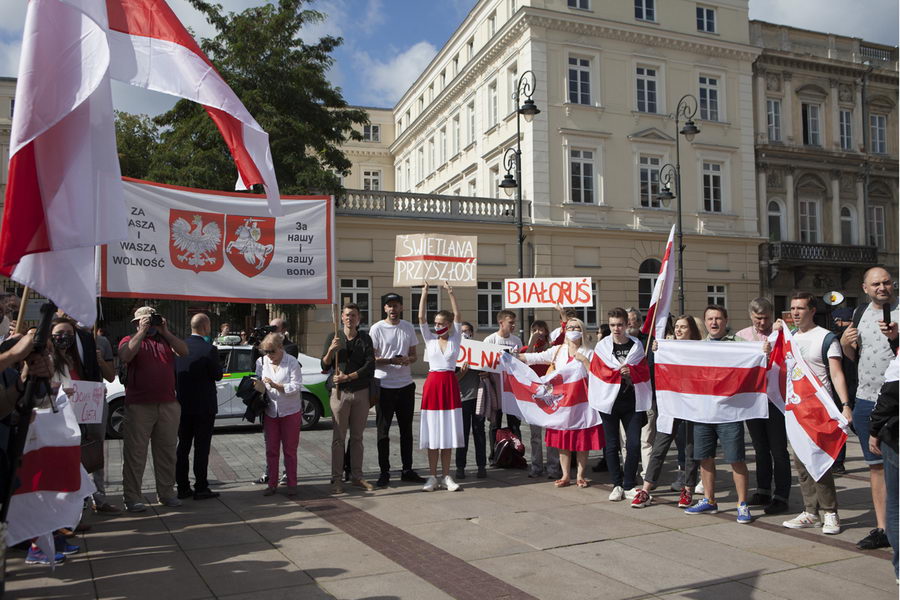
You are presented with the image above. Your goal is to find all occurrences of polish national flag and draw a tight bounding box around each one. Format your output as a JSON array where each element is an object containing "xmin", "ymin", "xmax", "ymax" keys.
[
  {"xmin": 640, "ymin": 225, "xmax": 676, "ymax": 339},
  {"xmin": 6, "ymin": 398, "xmax": 96, "ymax": 550},
  {"xmin": 774, "ymin": 327, "xmax": 849, "ymax": 481},
  {"xmin": 588, "ymin": 336, "xmax": 652, "ymax": 414},
  {"xmin": 499, "ymin": 353, "xmax": 600, "ymax": 430},
  {"xmin": 654, "ymin": 339, "xmax": 769, "ymax": 423}
]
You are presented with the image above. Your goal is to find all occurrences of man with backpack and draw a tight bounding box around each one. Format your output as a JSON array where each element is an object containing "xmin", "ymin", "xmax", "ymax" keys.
[{"xmin": 841, "ymin": 266, "xmax": 899, "ymax": 550}]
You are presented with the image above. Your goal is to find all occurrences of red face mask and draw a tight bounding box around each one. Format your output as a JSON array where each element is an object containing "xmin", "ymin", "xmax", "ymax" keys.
[{"xmin": 434, "ymin": 325, "xmax": 449, "ymax": 336}]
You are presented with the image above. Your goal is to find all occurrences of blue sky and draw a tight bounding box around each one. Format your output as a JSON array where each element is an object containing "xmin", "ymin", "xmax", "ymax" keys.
[{"xmin": 0, "ymin": 0, "xmax": 896, "ymax": 116}]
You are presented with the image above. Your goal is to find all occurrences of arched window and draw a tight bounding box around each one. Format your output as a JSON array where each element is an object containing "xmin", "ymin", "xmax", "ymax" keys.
[
  {"xmin": 767, "ymin": 200, "xmax": 784, "ymax": 241},
  {"xmin": 840, "ymin": 206, "xmax": 856, "ymax": 245},
  {"xmin": 638, "ymin": 258, "xmax": 662, "ymax": 312}
]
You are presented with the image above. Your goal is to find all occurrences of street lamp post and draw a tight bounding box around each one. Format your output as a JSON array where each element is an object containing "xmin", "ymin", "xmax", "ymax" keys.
[
  {"xmin": 499, "ymin": 70, "xmax": 540, "ymax": 340},
  {"xmin": 656, "ymin": 94, "xmax": 700, "ymax": 315}
]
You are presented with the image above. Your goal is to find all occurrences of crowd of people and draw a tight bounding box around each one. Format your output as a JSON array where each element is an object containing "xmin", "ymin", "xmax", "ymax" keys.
[{"xmin": 0, "ymin": 267, "xmax": 895, "ymax": 580}]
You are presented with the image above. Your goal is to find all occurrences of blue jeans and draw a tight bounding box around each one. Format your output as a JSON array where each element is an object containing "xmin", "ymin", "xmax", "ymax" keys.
[
  {"xmin": 853, "ymin": 398, "xmax": 884, "ymax": 465},
  {"xmin": 881, "ymin": 443, "xmax": 898, "ymax": 578},
  {"xmin": 601, "ymin": 406, "xmax": 644, "ymax": 489}
]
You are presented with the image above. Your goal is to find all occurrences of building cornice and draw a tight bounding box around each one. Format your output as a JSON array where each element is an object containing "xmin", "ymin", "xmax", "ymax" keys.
[{"xmin": 756, "ymin": 52, "xmax": 899, "ymax": 84}]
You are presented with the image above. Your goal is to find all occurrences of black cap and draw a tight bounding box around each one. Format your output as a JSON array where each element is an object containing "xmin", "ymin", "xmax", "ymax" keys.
[{"xmin": 382, "ymin": 293, "xmax": 404, "ymax": 306}]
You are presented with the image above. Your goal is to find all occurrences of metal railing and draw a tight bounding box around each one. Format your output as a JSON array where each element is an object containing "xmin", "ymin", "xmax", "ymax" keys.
[
  {"xmin": 337, "ymin": 189, "xmax": 519, "ymax": 223},
  {"xmin": 860, "ymin": 45, "xmax": 897, "ymax": 63},
  {"xmin": 768, "ymin": 241, "xmax": 878, "ymax": 265}
]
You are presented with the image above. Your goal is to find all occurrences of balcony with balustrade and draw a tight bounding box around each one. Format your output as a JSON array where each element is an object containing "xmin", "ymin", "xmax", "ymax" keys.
[
  {"xmin": 767, "ymin": 241, "xmax": 878, "ymax": 265},
  {"xmin": 337, "ymin": 189, "xmax": 520, "ymax": 224}
]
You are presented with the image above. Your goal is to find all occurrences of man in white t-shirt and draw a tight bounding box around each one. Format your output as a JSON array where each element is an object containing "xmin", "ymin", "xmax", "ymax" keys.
[
  {"xmin": 840, "ymin": 266, "xmax": 899, "ymax": 550},
  {"xmin": 483, "ymin": 309, "xmax": 523, "ymax": 460},
  {"xmin": 369, "ymin": 293, "xmax": 421, "ymax": 488},
  {"xmin": 781, "ymin": 292, "xmax": 853, "ymax": 535}
]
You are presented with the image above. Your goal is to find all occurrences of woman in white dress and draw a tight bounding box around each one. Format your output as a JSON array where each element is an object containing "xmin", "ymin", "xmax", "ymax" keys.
[{"xmin": 418, "ymin": 281, "xmax": 464, "ymax": 492}]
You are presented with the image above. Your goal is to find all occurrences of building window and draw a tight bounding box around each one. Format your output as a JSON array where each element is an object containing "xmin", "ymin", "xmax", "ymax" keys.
[
  {"xmin": 487, "ymin": 12, "xmax": 496, "ymax": 38},
  {"xmin": 467, "ymin": 178, "xmax": 476, "ymax": 197},
  {"xmin": 362, "ymin": 170, "xmax": 381, "ymax": 191},
  {"xmin": 490, "ymin": 165, "xmax": 501, "ymax": 199},
  {"xmin": 799, "ymin": 198, "xmax": 820, "ymax": 243},
  {"xmin": 840, "ymin": 206, "xmax": 855, "ymax": 245},
  {"xmin": 452, "ymin": 115, "xmax": 460, "ymax": 155},
  {"xmin": 702, "ymin": 162, "xmax": 723, "ymax": 213},
  {"xmin": 439, "ymin": 128, "xmax": 447, "ymax": 165},
  {"xmin": 870, "ymin": 114, "xmax": 887, "ymax": 153},
  {"xmin": 569, "ymin": 149, "xmax": 595, "ymax": 204},
  {"xmin": 467, "ymin": 101, "xmax": 475, "ymax": 145},
  {"xmin": 635, "ymin": 0, "xmax": 655, "ymax": 21},
  {"xmin": 638, "ymin": 259, "xmax": 662, "ymax": 312},
  {"xmin": 766, "ymin": 98, "xmax": 781, "ymax": 142},
  {"xmin": 696, "ymin": 5, "xmax": 716, "ymax": 33},
  {"xmin": 466, "ymin": 38, "xmax": 474, "ymax": 61},
  {"xmin": 574, "ymin": 282, "xmax": 600, "ymax": 326},
  {"xmin": 839, "ymin": 109, "xmax": 853, "ymax": 150},
  {"xmin": 801, "ymin": 103, "xmax": 821, "ymax": 146},
  {"xmin": 339, "ymin": 279, "xmax": 371, "ymax": 326},
  {"xmin": 416, "ymin": 147, "xmax": 424, "ymax": 182},
  {"xmin": 362, "ymin": 124, "xmax": 380, "ymax": 142},
  {"xmin": 636, "ymin": 66, "xmax": 658, "ymax": 113},
  {"xmin": 868, "ymin": 204, "xmax": 886, "ymax": 248},
  {"xmin": 439, "ymin": 70, "xmax": 446, "ymax": 89},
  {"xmin": 568, "ymin": 0, "xmax": 589, "ymax": 9},
  {"xmin": 428, "ymin": 137, "xmax": 435, "ymax": 173},
  {"xmin": 411, "ymin": 287, "xmax": 441, "ymax": 324},
  {"xmin": 568, "ymin": 56, "xmax": 591, "ymax": 105},
  {"xmin": 452, "ymin": 56, "xmax": 459, "ymax": 77},
  {"xmin": 508, "ymin": 65, "xmax": 518, "ymax": 114},
  {"xmin": 698, "ymin": 76, "xmax": 719, "ymax": 121},
  {"xmin": 418, "ymin": 96, "xmax": 424, "ymax": 114},
  {"xmin": 768, "ymin": 200, "xmax": 784, "ymax": 242},
  {"xmin": 488, "ymin": 80, "xmax": 498, "ymax": 127},
  {"xmin": 639, "ymin": 155, "xmax": 661, "ymax": 208},
  {"xmin": 396, "ymin": 165, "xmax": 402, "ymax": 190},
  {"xmin": 404, "ymin": 159, "xmax": 410, "ymax": 190},
  {"xmin": 477, "ymin": 281, "xmax": 504, "ymax": 328},
  {"xmin": 707, "ymin": 284, "xmax": 726, "ymax": 307}
]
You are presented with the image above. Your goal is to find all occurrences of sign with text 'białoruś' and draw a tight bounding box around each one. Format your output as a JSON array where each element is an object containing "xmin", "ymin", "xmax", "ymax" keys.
[
  {"xmin": 101, "ymin": 178, "xmax": 334, "ymax": 304},
  {"xmin": 503, "ymin": 277, "xmax": 594, "ymax": 309},
  {"xmin": 393, "ymin": 234, "xmax": 477, "ymax": 287}
]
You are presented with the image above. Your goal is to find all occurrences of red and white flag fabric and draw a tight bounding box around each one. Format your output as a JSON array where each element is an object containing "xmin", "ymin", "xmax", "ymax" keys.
[
  {"xmin": 640, "ymin": 225, "xmax": 676, "ymax": 339},
  {"xmin": 6, "ymin": 397, "xmax": 95, "ymax": 549},
  {"xmin": 106, "ymin": 0, "xmax": 280, "ymax": 214},
  {"xmin": 588, "ymin": 336, "xmax": 652, "ymax": 413},
  {"xmin": 498, "ymin": 353, "xmax": 600, "ymax": 430},
  {"xmin": 772, "ymin": 327, "xmax": 849, "ymax": 481},
  {"xmin": 654, "ymin": 340, "xmax": 769, "ymax": 423},
  {"xmin": 766, "ymin": 330, "xmax": 786, "ymax": 414}
]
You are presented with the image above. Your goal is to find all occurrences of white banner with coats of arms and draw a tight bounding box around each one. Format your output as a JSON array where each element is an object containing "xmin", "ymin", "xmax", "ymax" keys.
[{"xmin": 101, "ymin": 178, "xmax": 334, "ymax": 303}]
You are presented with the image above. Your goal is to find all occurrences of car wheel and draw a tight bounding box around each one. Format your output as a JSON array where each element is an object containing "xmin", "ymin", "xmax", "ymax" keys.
[
  {"xmin": 300, "ymin": 392, "xmax": 323, "ymax": 430},
  {"xmin": 106, "ymin": 398, "xmax": 125, "ymax": 440}
]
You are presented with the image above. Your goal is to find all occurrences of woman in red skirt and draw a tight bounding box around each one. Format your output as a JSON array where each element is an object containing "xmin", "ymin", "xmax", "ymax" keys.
[
  {"xmin": 518, "ymin": 318, "xmax": 604, "ymax": 488},
  {"xmin": 418, "ymin": 280, "xmax": 464, "ymax": 492}
]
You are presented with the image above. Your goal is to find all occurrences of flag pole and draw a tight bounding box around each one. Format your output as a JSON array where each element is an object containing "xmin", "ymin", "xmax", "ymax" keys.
[{"xmin": 14, "ymin": 287, "xmax": 30, "ymax": 335}]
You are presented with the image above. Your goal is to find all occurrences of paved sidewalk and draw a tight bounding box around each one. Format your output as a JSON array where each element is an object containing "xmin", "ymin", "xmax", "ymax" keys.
[{"xmin": 5, "ymin": 384, "xmax": 896, "ymax": 599}]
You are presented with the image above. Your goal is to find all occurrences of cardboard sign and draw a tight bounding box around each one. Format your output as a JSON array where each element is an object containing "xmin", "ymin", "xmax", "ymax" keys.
[
  {"xmin": 65, "ymin": 381, "xmax": 106, "ymax": 424},
  {"xmin": 456, "ymin": 338, "xmax": 509, "ymax": 373},
  {"xmin": 504, "ymin": 277, "xmax": 593, "ymax": 309},
  {"xmin": 393, "ymin": 234, "xmax": 477, "ymax": 287}
]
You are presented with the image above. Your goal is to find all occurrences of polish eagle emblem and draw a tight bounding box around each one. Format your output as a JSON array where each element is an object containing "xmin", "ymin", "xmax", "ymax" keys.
[{"xmin": 170, "ymin": 213, "xmax": 224, "ymax": 271}]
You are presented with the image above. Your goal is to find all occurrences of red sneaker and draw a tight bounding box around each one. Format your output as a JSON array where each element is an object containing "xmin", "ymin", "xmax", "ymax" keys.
[
  {"xmin": 678, "ymin": 487, "xmax": 693, "ymax": 508},
  {"xmin": 630, "ymin": 489, "xmax": 652, "ymax": 508}
]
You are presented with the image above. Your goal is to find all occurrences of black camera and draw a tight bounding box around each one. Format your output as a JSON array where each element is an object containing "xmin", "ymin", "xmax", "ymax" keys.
[
  {"xmin": 247, "ymin": 325, "xmax": 277, "ymax": 346},
  {"xmin": 149, "ymin": 314, "xmax": 164, "ymax": 327}
]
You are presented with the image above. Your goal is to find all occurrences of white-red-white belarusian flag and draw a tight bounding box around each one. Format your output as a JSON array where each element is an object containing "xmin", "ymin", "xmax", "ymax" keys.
[
  {"xmin": 773, "ymin": 327, "xmax": 849, "ymax": 481},
  {"xmin": 499, "ymin": 353, "xmax": 600, "ymax": 430},
  {"xmin": 588, "ymin": 336, "xmax": 652, "ymax": 413},
  {"xmin": 6, "ymin": 398, "xmax": 95, "ymax": 549},
  {"xmin": 0, "ymin": 0, "xmax": 280, "ymax": 325},
  {"xmin": 654, "ymin": 339, "xmax": 769, "ymax": 423},
  {"xmin": 766, "ymin": 330, "xmax": 786, "ymax": 414},
  {"xmin": 640, "ymin": 225, "xmax": 676, "ymax": 339}
]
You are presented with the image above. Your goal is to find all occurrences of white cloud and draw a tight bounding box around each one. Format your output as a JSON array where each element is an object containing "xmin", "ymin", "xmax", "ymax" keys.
[
  {"xmin": 353, "ymin": 41, "xmax": 437, "ymax": 107},
  {"xmin": 749, "ymin": 0, "xmax": 898, "ymax": 46},
  {"xmin": 0, "ymin": 39, "xmax": 20, "ymax": 78}
]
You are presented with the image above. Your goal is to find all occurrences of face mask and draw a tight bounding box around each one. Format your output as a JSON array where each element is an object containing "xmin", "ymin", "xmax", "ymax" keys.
[
  {"xmin": 434, "ymin": 325, "xmax": 449, "ymax": 336},
  {"xmin": 565, "ymin": 330, "xmax": 583, "ymax": 342},
  {"xmin": 462, "ymin": 332, "xmax": 472, "ymax": 339},
  {"xmin": 52, "ymin": 334, "xmax": 74, "ymax": 350}
]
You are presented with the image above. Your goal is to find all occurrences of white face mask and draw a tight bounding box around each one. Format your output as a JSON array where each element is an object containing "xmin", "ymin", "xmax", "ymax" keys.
[{"xmin": 565, "ymin": 330, "xmax": 583, "ymax": 342}]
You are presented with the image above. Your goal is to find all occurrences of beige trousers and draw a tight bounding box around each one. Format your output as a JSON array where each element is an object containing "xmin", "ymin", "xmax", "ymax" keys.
[
  {"xmin": 330, "ymin": 387, "xmax": 370, "ymax": 481},
  {"xmin": 122, "ymin": 402, "xmax": 181, "ymax": 503}
]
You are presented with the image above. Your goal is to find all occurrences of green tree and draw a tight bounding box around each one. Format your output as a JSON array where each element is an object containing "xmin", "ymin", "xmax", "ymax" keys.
[
  {"xmin": 114, "ymin": 111, "xmax": 160, "ymax": 180},
  {"xmin": 144, "ymin": 0, "xmax": 367, "ymax": 195}
]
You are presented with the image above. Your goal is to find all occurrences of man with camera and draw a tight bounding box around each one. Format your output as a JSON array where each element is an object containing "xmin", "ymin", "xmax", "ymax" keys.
[
  {"xmin": 270, "ymin": 318, "xmax": 299, "ymax": 358},
  {"xmin": 118, "ymin": 306, "xmax": 188, "ymax": 512}
]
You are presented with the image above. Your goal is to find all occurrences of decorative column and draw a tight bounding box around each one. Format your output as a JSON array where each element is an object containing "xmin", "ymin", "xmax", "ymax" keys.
[
  {"xmin": 782, "ymin": 72, "xmax": 794, "ymax": 145},
  {"xmin": 830, "ymin": 170, "xmax": 842, "ymax": 243},
  {"xmin": 854, "ymin": 81, "xmax": 865, "ymax": 152},
  {"xmin": 755, "ymin": 70, "xmax": 768, "ymax": 143},
  {"xmin": 757, "ymin": 164, "xmax": 768, "ymax": 239},
  {"xmin": 829, "ymin": 79, "xmax": 840, "ymax": 150},
  {"xmin": 856, "ymin": 173, "xmax": 867, "ymax": 244},
  {"xmin": 785, "ymin": 166, "xmax": 796, "ymax": 241}
]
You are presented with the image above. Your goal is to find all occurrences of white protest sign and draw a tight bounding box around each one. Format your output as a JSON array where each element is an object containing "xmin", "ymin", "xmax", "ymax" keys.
[
  {"xmin": 102, "ymin": 179, "xmax": 335, "ymax": 304},
  {"xmin": 393, "ymin": 234, "xmax": 477, "ymax": 287},
  {"xmin": 504, "ymin": 277, "xmax": 593, "ymax": 309},
  {"xmin": 65, "ymin": 381, "xmax": 106, "ymax": 424},
  {"xmin": 457, "ymin": 339, "xmax": 509, "ymax": 373}
]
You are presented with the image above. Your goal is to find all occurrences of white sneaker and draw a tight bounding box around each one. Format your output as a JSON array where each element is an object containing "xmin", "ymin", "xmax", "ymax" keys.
[
  {"xmin": 624, "ymin": 487, "xmax": 640, "ymax": 500},
  {"xmin": 609, "ymin": 485, "xmax": 624, "ymax": 501},
  {"xmin": 422, "ymin": 476, "xmax": 438, "ymax": 492},
  {"xmin": 822, "ymin": 512, "xmax": 841, "ymax": 535},
  {"xmin": 694, "ymin": 481, "xmax": 705, "ymax": 494},
  {"xmin": 782, "ymin": 511, "xmax": 821, "ymax": 529},
  {"xmin": 443, "ymin": 475, "xmax": 460, "ymax": 492}
]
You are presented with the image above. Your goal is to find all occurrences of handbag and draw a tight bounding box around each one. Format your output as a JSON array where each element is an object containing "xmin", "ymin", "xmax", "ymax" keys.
[{"xmin": 79, "ymin": 424, "xmax": 104, "ymax": 473}]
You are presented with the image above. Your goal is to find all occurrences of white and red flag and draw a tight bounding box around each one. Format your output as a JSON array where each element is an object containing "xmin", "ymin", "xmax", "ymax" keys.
[
  {"xmin": 765, "ymin": 330, "xmax": 786, "ymax": 414},
  {"xmin": 6, "ymin": 397, "xmax": 95, "ymax": 550},
  {"xmin": 1, "ymin": 0, "xmax": 280, "ymax": 326},
  {"xmin": 499, "ymin": 353, "xmax": 600, "ymax": 430},
  {"xmin": 640, "ymin": 225, "xmax": 676, "ymax": 339},
  {"xmin": 588, "ymin": 336, "xmax": 652, "ymax": 413},
  {"xmin": 772, "ymin": 327, "xmax": 849, "ymax": 481},
  {"xmin": 654, "ymin": 340, "xmax": 769, "ymax": 423}
]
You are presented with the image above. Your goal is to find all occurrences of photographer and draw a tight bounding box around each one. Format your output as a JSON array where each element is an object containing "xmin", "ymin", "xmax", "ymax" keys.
[
  {"xmin": 118, "ymin": 307, "xmax": 188, "ymax": 513},
  {"xmin": 270, "ymin": 318, "xmax": 299, "ymax": 358}
]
